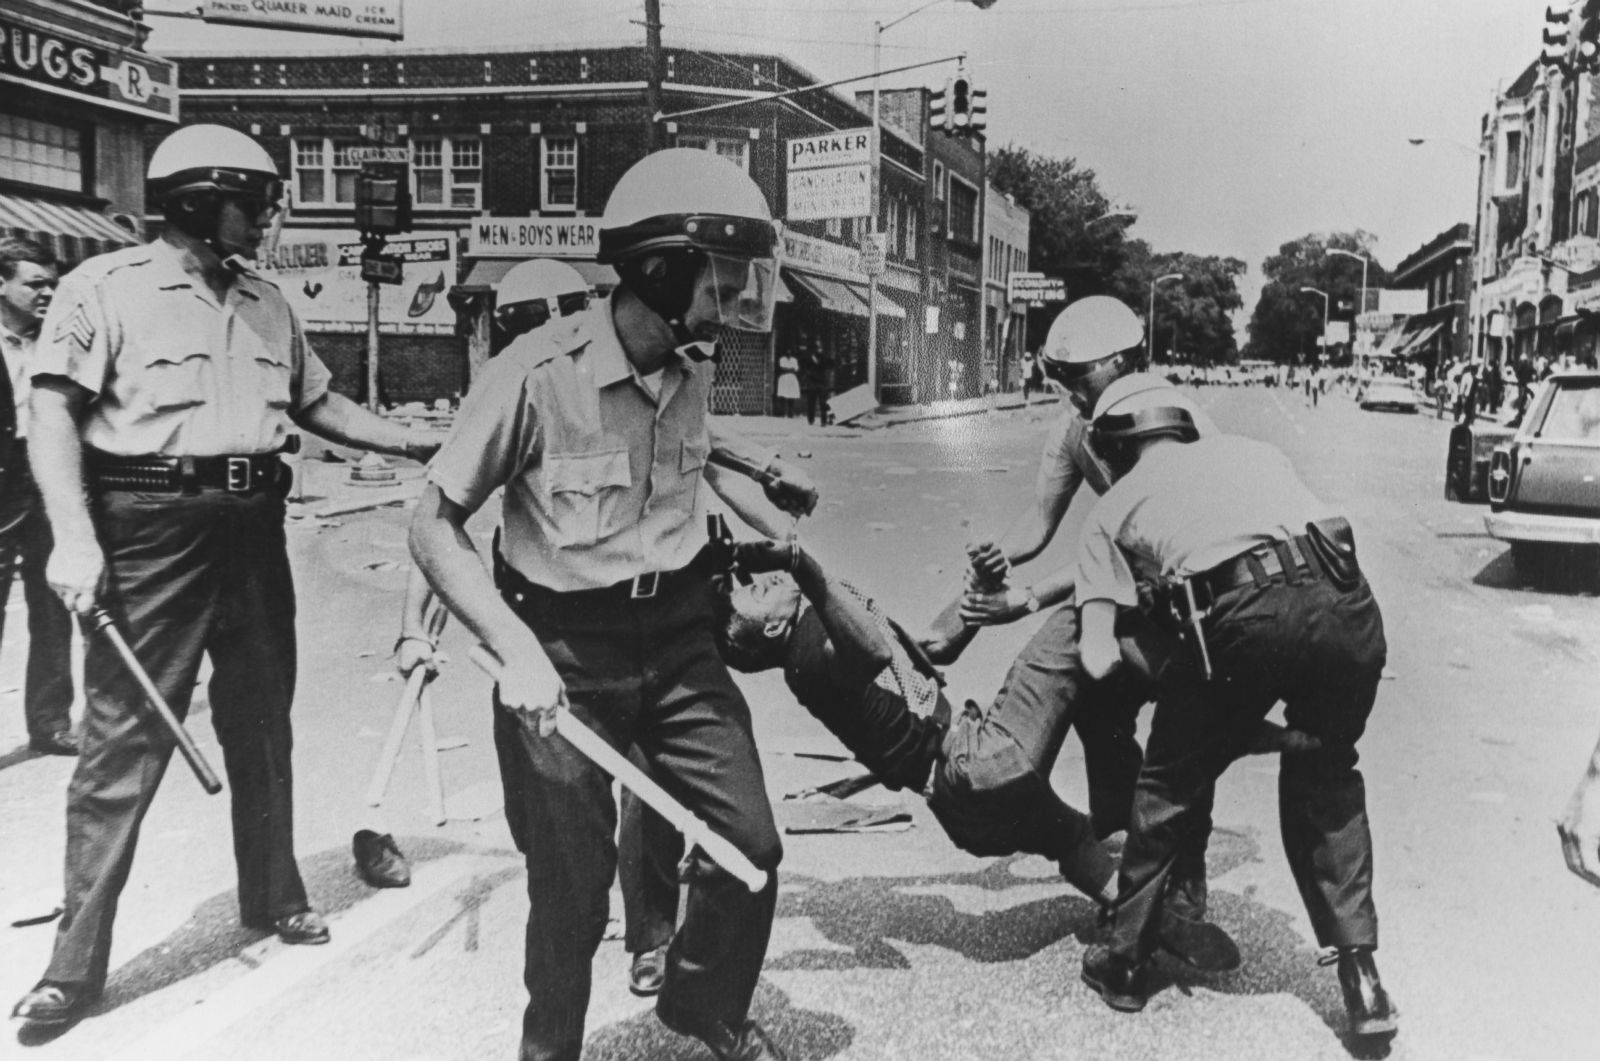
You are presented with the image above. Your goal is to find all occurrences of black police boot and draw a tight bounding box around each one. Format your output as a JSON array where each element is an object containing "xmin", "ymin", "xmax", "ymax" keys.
[
  {"xmin": 1158, "ymin": 908, "xmax": 1241, "ymax": 972},
  {"xmin": 1334, "ymin": 946, "xmax": 1398, "ymax": 1036},
  {"xmin": 658, "ymin": 1002, "xmax": 788, "ymax": 1061},
  {"xmin": 1080, "ymin": 944, "xmax": 1149, "ymax": 1013}
]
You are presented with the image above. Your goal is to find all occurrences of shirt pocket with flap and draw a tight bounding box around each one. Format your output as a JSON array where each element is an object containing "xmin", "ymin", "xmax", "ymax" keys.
[
  {"xmin": 252, "ymin": 347, "xmax": 293, "ymax": 411},
  {"xmin": 136, "ymin": 349, "xmax": 212, "ymax": 414},
  {"xmin": 679, "ymin": 437, "xmax": 709, "ymax": 476},
  {"xmin": 543, "ymin": 445, "xmax": 632, "ymax": 548}
]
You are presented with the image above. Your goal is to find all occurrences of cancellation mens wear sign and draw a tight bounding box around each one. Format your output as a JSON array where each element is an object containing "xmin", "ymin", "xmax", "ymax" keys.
[
  {"xmin": 258, "ymin": 229, "xmax": 456, "ymax": 326},
  {"xmin": 786, "ymin": 129, "xmax": 872, "ymax": 222}
]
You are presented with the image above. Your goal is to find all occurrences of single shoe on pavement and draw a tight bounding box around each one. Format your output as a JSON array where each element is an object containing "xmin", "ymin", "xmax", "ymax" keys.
[
  {"xmin": 245, "ymin": 909, "xmax": 331, "ymax": 945},
  {"xmin": 11, "ymin": 981, "xmax": 98, "ymax": 1026},
  {"xmin": 1080, "ymin": 944, "xmax": 1149, "ymax": 1013},
  {"xmin": 1332, "ymin": 946, "xmax": 1398, "ymax": 1037},
  {"xmin": 658, "ymin": 1001, "xmax": 788, "ymax": 1061},
  {"xmin": 29, "ymin": 731, "xmax": 79, "ymax": 757},
  {"xmin": 353, "ymin": 829, "xmax": 411, "ymax": 888},
  {"xmin": 628, "ymin": 945, "xmax": 667, "ymax": 997}
]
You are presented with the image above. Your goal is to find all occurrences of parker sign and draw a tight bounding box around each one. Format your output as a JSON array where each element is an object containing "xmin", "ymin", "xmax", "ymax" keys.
[
  {"xmin": 786, "ymin": 128, "xmax": 872, "ymax": 222},
  {"xmin": 201, "ymin": 1, "xmax": 404, "ymax": 41},
  {"xmin": 257, "ymin": 229, "xmax": 455, "ymax": 325}
]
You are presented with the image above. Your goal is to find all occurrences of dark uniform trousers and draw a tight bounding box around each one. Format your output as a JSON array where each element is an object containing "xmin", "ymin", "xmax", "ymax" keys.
[
  {"xmin": 928, "ymin": 601, "xmax": 1217, "ymax": 918},
  {"xmin": 0, "ymin": 460, "xmax": 74, "ymax": 743},
  {"xmin": 618, "ymin": 775, "xmax": 682, "ymax": 957},
  {"xmin": 45, "ymin": 484, "xmax": 307, "ymax": 992},
  {"xmin": 1108, "ymin": 566, "xmax": 1385, "ymax": 964},
  {"xmin": 495, "ymin": 569, "xmax": 782, "ymax": 1061}
]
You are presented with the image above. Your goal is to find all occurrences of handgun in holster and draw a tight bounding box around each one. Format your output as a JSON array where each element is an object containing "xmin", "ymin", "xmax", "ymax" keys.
[{"xmin": 1165, "ymin": 577, "xmax": 1214, "ymax": 682}]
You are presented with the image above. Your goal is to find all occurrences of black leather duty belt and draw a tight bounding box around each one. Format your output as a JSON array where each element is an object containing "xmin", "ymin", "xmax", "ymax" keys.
[
  {"xmin": 495, "ymin": 547, "xmax": 709, "ymax": 606},
  {"xmin": 87, "ymin": 451, "xmax": 286, "ymax": 494},
  {"xmin": 1167, "ymin": 535, "xmax": 1319, "ymax": 623}
]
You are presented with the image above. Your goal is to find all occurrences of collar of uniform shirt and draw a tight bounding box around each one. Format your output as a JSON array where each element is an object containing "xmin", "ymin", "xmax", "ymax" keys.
[
  {"xmin": 149, "ymin": 238, "xmax": 261, "ymax": 300},
  {"xmin": 587, "ymin": 300, "xmax": 686, "ymax": 393}
]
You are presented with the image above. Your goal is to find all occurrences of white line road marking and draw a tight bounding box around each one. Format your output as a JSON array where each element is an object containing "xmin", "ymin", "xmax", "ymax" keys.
[
  {"xmin": 106, "ymin": 854, "xmax": 516, "ymax": 1061},
  {"xmin": 1267, "ymin": 388, "xmax": 1309, "ymax": 436}
]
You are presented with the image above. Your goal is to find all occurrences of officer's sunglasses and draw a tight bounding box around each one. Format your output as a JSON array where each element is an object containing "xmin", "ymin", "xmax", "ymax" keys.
[{"xmin": 226, "ymin": 194, "xmax": 284, "ymax": 224}]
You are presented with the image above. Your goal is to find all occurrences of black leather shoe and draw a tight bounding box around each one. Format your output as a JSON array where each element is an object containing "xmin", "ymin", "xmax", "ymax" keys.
[
  {"xmin": 628, "ymin": 945, "xmax": 667, "ymax": 997},
  {"xmin": 1081, "ymin": 944, "xmax": 1148, "ymax": 1013},
  {"xmin": 11, "ymin": 982, "xmax": 97, "ymax": 1025},
  {"xmin": 246, "ymin": 910, "xmax": 331, "ymax": 945},
  {"xmin": 1158, "ymin": 909, "xmax": 1242, "ymax": 972},
  {"xmin": 1335, "ymin": 947, "xmax": 1398, "ymax": 1036},
  {"xmin": 353, "ymin": 830, "xmax": 411, "ymax": 888},
  {"xmin": 657, "ymin": 1002, "xmax": 788, "ymax": 1060},
  {"xmin": 29, "ymin": 731, "xmax": 79, "ymax": 757}
]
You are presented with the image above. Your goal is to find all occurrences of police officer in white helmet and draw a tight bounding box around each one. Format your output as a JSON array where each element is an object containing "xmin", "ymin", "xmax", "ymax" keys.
[
  {"xmin": 411, "ymin": 149, "xmax": 814, "ymax": 1061},
  {"xmin": 12, "ymin": 124, "xmax": 443, "ymax": 1029},
  {"xmin": 492, "ymin": 258, "xmax": 593, "ymax": 347},
  {"xmin": 923, "ymin": 295, "xmax": 1241, "ymax": 973}
]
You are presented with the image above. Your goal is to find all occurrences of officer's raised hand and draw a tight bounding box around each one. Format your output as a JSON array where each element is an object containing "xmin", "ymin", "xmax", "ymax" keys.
[
  {"xmin": 497, "ymin": 648, "xmax": 568, "ymax": 739},
  {"xmin": 758, "ymin": 460, "xmax": 818, "ymax": 517},
  {"xmin": 47, "ymin": 535, "xmax": 106, "ymax": 616}
]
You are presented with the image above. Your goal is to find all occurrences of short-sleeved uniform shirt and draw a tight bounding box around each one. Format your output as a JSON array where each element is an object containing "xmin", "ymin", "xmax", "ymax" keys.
[
  {"xmin": 1034, "ymin": 375, "xmax": 1216, "ymax": 505},
  {"xmin": 31, "ymin": 240, "xmax": 331, "ymax": 457},
  {"xmin": 1075, "ymin": 434, "xmax": 1331, "ymax": 609},
  {"xmin": 429, "ymin": 298, "xmax": 716, "ymax": 592}
]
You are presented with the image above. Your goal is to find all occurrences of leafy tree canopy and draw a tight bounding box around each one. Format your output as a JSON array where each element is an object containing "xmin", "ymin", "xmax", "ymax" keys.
[{"xmin": 1243, "ymin": 230, "xmax": 1388, "ymax": 364}]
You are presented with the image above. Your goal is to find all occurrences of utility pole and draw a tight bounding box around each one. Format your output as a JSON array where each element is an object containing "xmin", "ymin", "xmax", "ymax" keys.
[{"xmin": 644, "ymin": 0, "xmax": 664, "ymax": 150}]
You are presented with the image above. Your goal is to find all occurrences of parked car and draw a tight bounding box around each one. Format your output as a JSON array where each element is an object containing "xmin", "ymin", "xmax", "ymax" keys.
[
  {"xmin": 1359, "ymin": 378, "xmax": 1420, "ymax": 412},
  {"xmin": 1483, "ymin": 371, "xmax": 1600, "ymax": 577}
]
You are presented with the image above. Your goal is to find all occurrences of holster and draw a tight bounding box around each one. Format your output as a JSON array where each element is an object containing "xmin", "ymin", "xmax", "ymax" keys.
[{"xmin": 1304, "ymin": 515, "xmax": 1361, "ymax": 591}]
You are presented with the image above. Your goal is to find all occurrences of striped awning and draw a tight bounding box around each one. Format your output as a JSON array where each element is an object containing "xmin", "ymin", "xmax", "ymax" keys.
[{"xmin": 0, "ymin": 192, "xmax": 140, "ymax": 268}]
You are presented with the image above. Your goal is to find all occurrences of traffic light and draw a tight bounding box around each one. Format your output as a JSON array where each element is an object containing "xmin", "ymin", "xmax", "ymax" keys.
[
  {"xmin": 1579, "ymin": 0, "xmax": 1600, "ymax": 72},
  {"xmin": 969, "ymin": 85, "xmax": 988, "ymax": 133},
  {"xmin": 355, "ymin": 161, "xmax": 411, "ymax": 236},
  {"xmin": 930, "ymin": 81, "xmax": 952, "ymax": 133},
  {"xmin": 951, "ymin": 75, "xmax": 971, "ymax": 130}
]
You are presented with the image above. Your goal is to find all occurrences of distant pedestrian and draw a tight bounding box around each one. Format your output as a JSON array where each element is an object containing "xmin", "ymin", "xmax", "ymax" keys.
[
  {"xmin": 0, "ymin": 237, "xmax": 76, "ymax": 758},
  {"xmin": 1020, "ymin": 350, "xmax": 1038, "ymax": 400},
  {"xmin": 775, "ymin": 351, "xmax": 800, "ymax": 417}
]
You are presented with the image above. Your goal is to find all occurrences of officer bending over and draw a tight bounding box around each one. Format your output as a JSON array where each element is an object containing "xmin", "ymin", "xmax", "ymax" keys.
[{"xmin": 1074, "ymin": 379, "xmax": 1397, "ymax": 1038}]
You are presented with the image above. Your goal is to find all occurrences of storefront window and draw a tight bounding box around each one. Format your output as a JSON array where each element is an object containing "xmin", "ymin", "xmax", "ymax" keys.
[{"xmin": 0, "ymin": 114, "xmax": 83, "ymax": 193}]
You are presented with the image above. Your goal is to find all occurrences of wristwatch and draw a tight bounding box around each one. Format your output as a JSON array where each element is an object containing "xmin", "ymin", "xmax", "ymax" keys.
[{"xmin": 1021, "ymin": 586, "xmax": 1041, "ymax": 614}]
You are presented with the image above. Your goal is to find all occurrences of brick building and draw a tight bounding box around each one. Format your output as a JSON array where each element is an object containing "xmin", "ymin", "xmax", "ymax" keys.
[
  {"xmin": 982, "ymin": 186, "xmax": 1029, "ymax": 392},
  {"xmin": 1389, "ymin": 222, "xmax": 1473, "ymax": 382},
  {"xmin": 164, "ymin": 42, "xmax": 958, "ymax": 412},
  {"xmin": 2, "ymin": 1, "xmax": 176, "ymax": 266}
]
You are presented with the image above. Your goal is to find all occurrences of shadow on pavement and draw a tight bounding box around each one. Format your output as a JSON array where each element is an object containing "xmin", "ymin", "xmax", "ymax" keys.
[
  {"xmin": 1473, "ymin": 543, "xmax": 1600, "ymax": 594},
  {"xmin": 89, "ymin": 834, "xmax": 471, "ymax": 1017},
  {"xmin": 584, "ymin": 980, "xmax": 853, "ymax": 1061},
  {"xmin": 0, "ymin": 741, "xmax": 44, "ymax": 773}
]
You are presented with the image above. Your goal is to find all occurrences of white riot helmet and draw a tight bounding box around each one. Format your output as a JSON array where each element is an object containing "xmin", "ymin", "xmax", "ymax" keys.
[
  {"xmin": 1089, "ymin": 373, "xmax": 1199, "ymax": 456},
  {"xmin": 597, "ymin": 149, "xmax": 781, "ymax": 352},
  {"xmin": 495, "ymin": 259, "xmax": 591, "ymax": 340},
  {"xmin": 1040, "ymin": 295, "xmax": 1145, "ymax": 382},
  {"xmin": 148, "ymin": 124, "xmax": 282, "ymax": 257}
]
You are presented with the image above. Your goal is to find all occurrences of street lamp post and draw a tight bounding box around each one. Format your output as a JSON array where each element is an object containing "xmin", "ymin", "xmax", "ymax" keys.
[
  {"xmin": 1300, "ymin": 286, "xmax": 1330, "ymax": 361},
  {"xmin": 1328, "ymin": 247, "xmax": 1369, "ymax": 362},
  {"xmin": 1148, "ymin": 272, "xmax": 1183, "ymax": 364}
]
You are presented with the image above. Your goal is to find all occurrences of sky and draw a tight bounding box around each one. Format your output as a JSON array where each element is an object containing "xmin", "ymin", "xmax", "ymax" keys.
[{"xmin": 144, "ymin": 0, "xmax": 1561, "ymax": 322}]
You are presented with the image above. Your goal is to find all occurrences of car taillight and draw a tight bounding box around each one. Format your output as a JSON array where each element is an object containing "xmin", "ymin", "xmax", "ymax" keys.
[{"xmin": 1487, "ymin": 448, "xmax": 1512, "ymax": 504}]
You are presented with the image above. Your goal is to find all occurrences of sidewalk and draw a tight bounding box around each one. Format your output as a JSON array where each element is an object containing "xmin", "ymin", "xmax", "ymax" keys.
[{"xmin": 711, "ymin": 391, "xmax": 1061, "ymax": 438}]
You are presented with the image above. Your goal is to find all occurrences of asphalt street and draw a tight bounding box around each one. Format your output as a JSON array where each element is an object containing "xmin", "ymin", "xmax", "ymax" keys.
[{"xmin": 2, "ymin": 385, "xmax": 1598, "ymax": 1060}]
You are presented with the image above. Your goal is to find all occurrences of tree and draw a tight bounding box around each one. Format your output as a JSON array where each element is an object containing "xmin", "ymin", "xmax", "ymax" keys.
[
  {"xmin": 1243, "ymin": 231, "xmax": 1388, "ymax": 364},
  {"xmin": 988, "ymin": 145, "xmax": 1134, "ymax": 347},
  {"xmin": 1110, "ymin": 245, "xmax": 1246, "ymax": 367}
]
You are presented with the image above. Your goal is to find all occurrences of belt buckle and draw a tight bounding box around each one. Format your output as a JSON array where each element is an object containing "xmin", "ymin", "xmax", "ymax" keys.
[
  {"xmin": 225, "ymin": 456, "xmax": 251, "ymax": 492},
  {"xmin": 630, "ymin": 571, "xmax": 660, "ymax": 600}
]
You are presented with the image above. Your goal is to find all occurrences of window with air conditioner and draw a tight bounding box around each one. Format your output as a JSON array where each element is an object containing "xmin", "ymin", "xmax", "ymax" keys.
[
  {"xmin": 412, "ymin": 137, "xmax": 482, "ymax": 209},
  {"xmin": 541, "ymin": 136, "xmax": 578, "ymax": 211}
]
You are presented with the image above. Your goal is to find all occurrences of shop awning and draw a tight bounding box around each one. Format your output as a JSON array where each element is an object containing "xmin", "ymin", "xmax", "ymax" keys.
[
  {"xmin": 861, "ymin": 285, "xmax": 906, "ymax": 319},
  {"xmin": 0, "ymin": 192, "xmax": 140, "ymax": 266},
  {"xmin": 1395, "ymin": 321, "xmax": 1443, "ymax": 356},
  {"xmin": 1369, "ymin": 325, "xmax": 1409, "ymax": 359},
  {"xmin": 459, "ymin": 258, "xmax": 618, "ymax": 292},
  {"xmin": 786, "ymin": 270, "xmax": 868, "ymax": 318}
]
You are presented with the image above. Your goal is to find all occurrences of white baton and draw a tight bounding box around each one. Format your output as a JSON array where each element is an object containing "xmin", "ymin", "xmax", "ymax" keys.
[{"xmin": 468, "ymin": 645, "xmax": 769, "ymax": 894}]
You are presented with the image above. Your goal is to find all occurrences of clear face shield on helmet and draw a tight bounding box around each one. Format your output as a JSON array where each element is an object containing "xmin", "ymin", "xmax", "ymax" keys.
[{"xmin": 704, "ymin": 251, "xmax": 780, "ymax": 332}]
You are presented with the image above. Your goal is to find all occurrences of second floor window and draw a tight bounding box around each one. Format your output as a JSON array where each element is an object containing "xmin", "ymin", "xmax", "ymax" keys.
[
  {"xmin": 293, "ymin": 138, "xmax": 362, "ymax": 205},
  {"xmin": 948, "ymin": 177, "xmax": 978, "ymax": 243},
  {"xmin": 677, "ymin": 135, "xmax": 749, "ymax": 171},
  {"xmin": 413, "ymin": 137, "xmax": 481, "ymax": 209},
  {"xmin": 542, "ymin": 136, "xmax": 578, "ymax": 211},
  {"xmin": 0, "ymin": 114, "xmax": 83, "ymax": 193}
]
